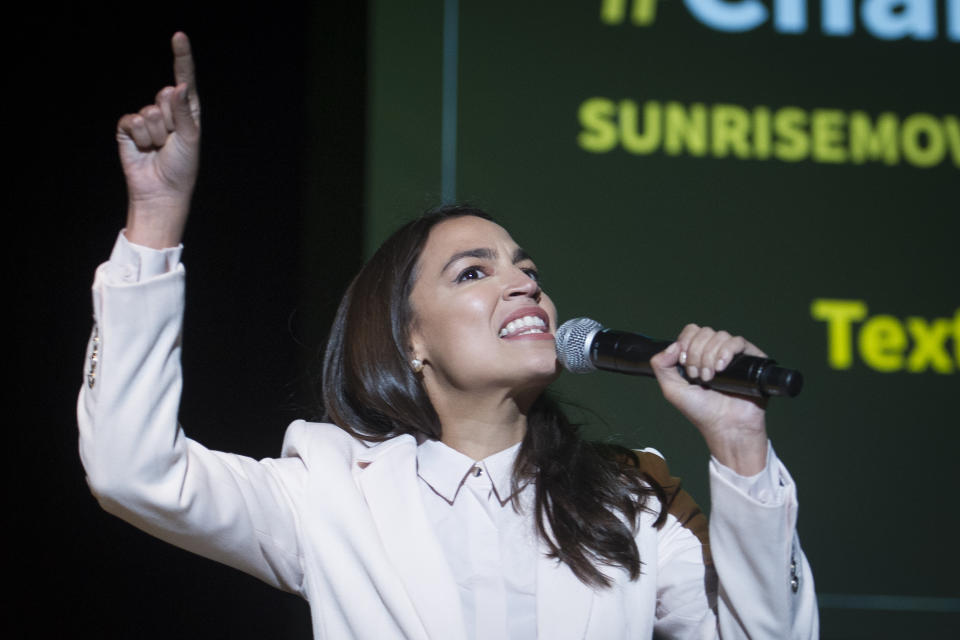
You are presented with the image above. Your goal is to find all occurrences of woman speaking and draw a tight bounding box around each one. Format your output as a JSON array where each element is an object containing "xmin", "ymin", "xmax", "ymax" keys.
[{"xmin": 78, "ymin": 33, "xmax": 818, "ymax": 639}]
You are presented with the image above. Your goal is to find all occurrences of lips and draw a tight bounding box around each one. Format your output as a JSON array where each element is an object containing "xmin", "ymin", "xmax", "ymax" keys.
[{"xmin": 498, "ymin": 307, "xmax": 551, "ymax": 339}]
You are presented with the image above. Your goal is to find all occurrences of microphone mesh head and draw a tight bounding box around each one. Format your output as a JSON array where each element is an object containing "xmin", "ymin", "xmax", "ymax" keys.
[{"xmin": 555, "ymin": 317, "xmax": 603, "ymax": 373}]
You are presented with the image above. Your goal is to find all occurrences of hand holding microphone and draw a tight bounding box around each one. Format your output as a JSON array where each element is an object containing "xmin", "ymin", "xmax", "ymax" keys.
[
  {"xmin": 556, "ymin": 318, "xmax": 795, "ymax": 475},
  {"xmin": 555, "ymin": 318, "xmax": 803, "ymax": 398}
]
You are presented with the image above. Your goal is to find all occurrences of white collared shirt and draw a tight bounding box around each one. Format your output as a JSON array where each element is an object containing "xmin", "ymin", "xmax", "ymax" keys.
[{"xmin": 417, "ymin": 440, "xmax": 537, "ymax": 640}]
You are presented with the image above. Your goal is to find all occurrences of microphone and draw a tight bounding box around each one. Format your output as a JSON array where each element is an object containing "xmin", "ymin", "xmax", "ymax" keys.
[{"xmin": 555, "ymin": 318, "xmax": 803, "ymax": 398}]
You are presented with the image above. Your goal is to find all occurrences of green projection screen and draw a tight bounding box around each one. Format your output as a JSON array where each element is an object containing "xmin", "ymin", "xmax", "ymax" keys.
[{"xmin": 367, "ymin": 1, "xmax": 959, "ymax": 634}]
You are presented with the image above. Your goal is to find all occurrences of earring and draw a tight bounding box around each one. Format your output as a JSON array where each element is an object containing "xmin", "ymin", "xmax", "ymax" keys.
[{"xmin": 411, "ymin": 359, "xmax": 423, "ymax": 373}]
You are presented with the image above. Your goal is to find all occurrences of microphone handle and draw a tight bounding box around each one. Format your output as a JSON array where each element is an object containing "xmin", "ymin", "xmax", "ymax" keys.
[{"xmin": 590, "ymin": 330, "xmax": 803, "ymax": 398}]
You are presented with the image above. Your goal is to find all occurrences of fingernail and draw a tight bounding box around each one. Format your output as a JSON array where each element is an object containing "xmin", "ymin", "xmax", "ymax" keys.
[
  {"xmin": 702, "ymin": 368, "xmax": 713, "ymax": 381},
  {"xmin": 666, "ymin": 342, "xmax": 679, "ymax": 355},
  {"xmin": 687, "ymin": 365, "xmax": 699, "ymax": 378},
  {"xmin": 679, "ymin": 351, "xmax": 687, "ymax": 365},
  {"xmin": 716, "ymin": 358, "xmax": 725, "ymax": 371}
]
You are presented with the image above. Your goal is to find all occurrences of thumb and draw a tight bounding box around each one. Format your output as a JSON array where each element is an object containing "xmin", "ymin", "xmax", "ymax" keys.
[{"xmin": 650, "ymin": 342, "xmax": 686, "ymax": 389}]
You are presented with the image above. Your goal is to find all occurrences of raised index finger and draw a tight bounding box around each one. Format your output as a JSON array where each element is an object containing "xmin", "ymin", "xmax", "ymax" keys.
[{"xmin": 171, "ymin": 32, "xmax": 197, "ymax": 96}]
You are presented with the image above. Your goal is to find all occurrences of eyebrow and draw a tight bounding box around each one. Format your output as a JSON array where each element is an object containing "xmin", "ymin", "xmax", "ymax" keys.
[{"xmin": 441, "ymin": 247, "xmax": 532, "ymax": 274}]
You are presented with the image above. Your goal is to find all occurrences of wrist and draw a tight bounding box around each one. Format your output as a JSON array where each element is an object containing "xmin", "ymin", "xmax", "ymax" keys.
[
  {"xmin": 125, "ymin": 198, "xmax": 190, "ymax": 249},
  {"xmin": 704, "ymin": 427, "xmax": 768, "ymax": 476}
]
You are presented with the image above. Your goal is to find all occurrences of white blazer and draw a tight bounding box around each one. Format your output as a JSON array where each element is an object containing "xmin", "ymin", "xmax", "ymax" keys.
[{"xmin": 77, "ymin": 240, "xmax": 818, "ymax": 639}]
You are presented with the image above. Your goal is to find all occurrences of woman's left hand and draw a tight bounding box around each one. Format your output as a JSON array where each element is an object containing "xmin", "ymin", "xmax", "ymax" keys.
[{"xmin": 649, "ymin": 324, "xmax": 769, "ymax": 475}]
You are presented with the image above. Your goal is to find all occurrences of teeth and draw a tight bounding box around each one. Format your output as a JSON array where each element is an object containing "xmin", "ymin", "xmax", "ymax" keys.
[{"xmin": 499, "ymin": 315, "xmax": 547, "ymax": 338}]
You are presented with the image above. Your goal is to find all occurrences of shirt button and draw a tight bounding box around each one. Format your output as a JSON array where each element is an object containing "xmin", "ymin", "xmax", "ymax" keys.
[{"xmin": 471, "ymin": 465, "xmax": 483, "ymax": 477}]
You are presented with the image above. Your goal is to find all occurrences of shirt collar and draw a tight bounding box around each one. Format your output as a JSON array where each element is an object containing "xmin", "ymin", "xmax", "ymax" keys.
[{"xmin": 417, "ymin": 439, "xmax": 522, "ymax": 505}]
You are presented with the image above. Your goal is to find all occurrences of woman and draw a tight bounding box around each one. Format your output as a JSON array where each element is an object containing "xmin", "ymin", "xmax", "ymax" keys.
[{"xmin": 79, "ymin": 33, "xmax": 817, "ymax": 638}]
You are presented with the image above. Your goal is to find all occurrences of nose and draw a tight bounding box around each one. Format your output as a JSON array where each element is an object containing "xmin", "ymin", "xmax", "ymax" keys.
[{"xmin": 503, "ymin": 267, "xmax": 541, "ymax": 302}]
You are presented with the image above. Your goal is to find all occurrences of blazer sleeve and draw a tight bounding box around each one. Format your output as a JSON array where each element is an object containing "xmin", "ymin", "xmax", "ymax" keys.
[
  {"xmin": 77, "ymin": 234, "xmax": 306, "ymax": 595},
  {"xmin": 709, "ymin": 450, "xmax": 819, "ymax": 638},
  {"xmin": 636, "ymin": 448, "xmax": 818, "ymax": 639}
]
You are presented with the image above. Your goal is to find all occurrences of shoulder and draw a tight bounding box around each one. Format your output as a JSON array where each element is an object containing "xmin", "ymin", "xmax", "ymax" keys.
[
  {"xmin": 594, "ymin": 443, "xmax": 676, "ymax": 490},
  {"xmin": 630, "ymin": 447, "xmax": 710, "ymax": 551},
  {"xmin": 280, "ymin": 420, "xmax": 416, "ymax": 469},
  {"xmin": 281, "ymin": 419, "xmax": 357, "ymax": 451},
  {"xmin": 630, "ymin": 447, "xmax": 675, "ymax": 489}
]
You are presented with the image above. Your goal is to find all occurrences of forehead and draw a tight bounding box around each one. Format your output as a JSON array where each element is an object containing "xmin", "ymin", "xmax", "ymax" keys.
[{"xmin": 419, "ymin": 216, "xmax": 518, "ymax": 264}]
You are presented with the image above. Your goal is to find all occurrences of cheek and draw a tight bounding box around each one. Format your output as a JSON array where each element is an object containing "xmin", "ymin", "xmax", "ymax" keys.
[
  {"xmin": 416, "ymin": 294, "xmax": 494, "ymax": 359},
  {"xmin": 443, "ymin": 297, "xmax": 494, "ymax": 347},
  {"xmin": 542, "ymin": 295, "xmax": 559, "ymax": 330}
]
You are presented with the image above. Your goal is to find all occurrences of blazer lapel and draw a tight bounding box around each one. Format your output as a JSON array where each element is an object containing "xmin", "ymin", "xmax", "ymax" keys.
[
  {"xmin": 536, "ymin": 541, "xmax": 595, "ymax": 639},
  {"xmin": 357, "ymin": 437, "xmax": 468, "ymax": 640}
]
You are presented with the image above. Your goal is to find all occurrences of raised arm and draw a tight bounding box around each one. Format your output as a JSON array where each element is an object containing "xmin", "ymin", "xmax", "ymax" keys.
[
  {"xmin": 78, "ymin": 35, "xmax": 304, "ymax": 595},
  {"xmin": 118, "ymin": 31, "xmax": 200, "ymax": 248},
  {"xmin": 649, "ymin": 326, "xmax": 818, "ymax": 637}
]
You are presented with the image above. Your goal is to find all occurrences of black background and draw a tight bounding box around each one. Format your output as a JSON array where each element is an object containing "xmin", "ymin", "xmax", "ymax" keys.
[{"xmin": 12, "ymin": 3, "xmax": 364, "ymax": 637}]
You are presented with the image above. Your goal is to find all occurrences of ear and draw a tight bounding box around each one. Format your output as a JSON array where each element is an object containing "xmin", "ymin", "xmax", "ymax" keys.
[
  {"xmin": 407, "ymin": 326, "xmax": 427, "ymax": 366},
  {"xmin": 406, "ymin": 301, "xmax": 431, "ymax": 371}
]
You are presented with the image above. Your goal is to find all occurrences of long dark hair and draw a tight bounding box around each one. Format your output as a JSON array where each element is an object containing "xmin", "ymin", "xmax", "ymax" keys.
[{"xmin": 321, "ymin": 204, "xmax": 666, "ymax": 587}]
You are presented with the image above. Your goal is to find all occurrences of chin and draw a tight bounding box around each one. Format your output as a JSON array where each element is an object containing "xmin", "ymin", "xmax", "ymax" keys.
[{"xmin": 515, "ymin": 358, "xmax": 562, "ymax": 391}]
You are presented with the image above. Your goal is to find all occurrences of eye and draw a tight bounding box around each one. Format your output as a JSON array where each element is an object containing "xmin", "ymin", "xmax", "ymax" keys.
[
  {"xmin": 522, "ymin": 267, "xmax": 540, "ymax": 283},
  {"xmin": 455, "ymin": 266, "xmax": 487, "ymax": 283}
]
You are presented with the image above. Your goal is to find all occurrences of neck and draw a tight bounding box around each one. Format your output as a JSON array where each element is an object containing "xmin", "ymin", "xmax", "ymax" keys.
[{"xmin": 430, "ymin": 388, "xmax": 536, "ymax": 460}]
